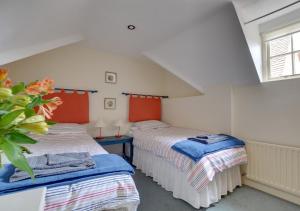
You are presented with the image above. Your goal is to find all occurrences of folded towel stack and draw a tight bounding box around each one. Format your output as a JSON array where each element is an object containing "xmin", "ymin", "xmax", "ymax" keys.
[
  {"xmin": 10, "ymin": 152, "xmax": 95, "ymax": 182},
  {"xmin": 172, "ymin": 134, "xmax": 245, "ymax": 162},
  {"xmin": 188, "ymin": 134, "xmax": 228, "ymax": 144}
]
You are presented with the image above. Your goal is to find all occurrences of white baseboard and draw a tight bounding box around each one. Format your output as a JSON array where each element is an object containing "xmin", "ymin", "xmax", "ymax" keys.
[{"xmin": 243, "ymin": 177, "xmax": 300, "ymax": 206}]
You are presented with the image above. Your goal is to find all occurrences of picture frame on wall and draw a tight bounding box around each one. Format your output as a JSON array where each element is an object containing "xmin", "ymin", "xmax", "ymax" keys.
[
  {"xmin": 104, "ymin": 98, "xmax": 116, "ymax": 110},
  {"xmin": 105, "ymin": 71, "xmax": 117, "ymax": 84}
]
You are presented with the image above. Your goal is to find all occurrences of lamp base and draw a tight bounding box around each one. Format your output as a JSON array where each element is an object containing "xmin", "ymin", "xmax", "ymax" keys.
[{"xmin": 115, "ymin": 127, "xmax": 122, "ymax": 138}]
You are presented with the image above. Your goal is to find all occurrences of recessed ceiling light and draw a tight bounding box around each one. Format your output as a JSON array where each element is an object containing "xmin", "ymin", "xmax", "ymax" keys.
[{"xmin": 127, "ymin": 25, "xmax": 136, "ymax": 30}]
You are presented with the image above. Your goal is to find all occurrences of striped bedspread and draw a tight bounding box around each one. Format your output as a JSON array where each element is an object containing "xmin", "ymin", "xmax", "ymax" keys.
[
  {"xmin": 45, "ymin": 174, "xmax": 139, "ymax": 211},
  {"xmin": 132, "ymin": 127, "xmax": 247, "ymax": 192},
  {"xmin": 13, "ymin": 123, "xmax": 140, "ymax": 211}
]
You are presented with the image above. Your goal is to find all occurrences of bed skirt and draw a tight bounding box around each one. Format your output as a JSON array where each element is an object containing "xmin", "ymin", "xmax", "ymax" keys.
[{"xmin": 133, "ymin": 147, "xmax": 242, "ymax": 209}]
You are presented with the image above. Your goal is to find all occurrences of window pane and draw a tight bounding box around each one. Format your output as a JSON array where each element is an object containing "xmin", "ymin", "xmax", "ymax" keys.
[
  {"xmin": 293, "ymin": 32, "xmax": 300, "ymax": 51},
  {"xmin": 270, "ymin": 54, "xmax": 292, "ymax": 78},
  {"xmin": 294, "ymin": 52, "xmax": 300, "ymax": 74},
  {"xmin": 269, "ymin": 35, "xmax": 292, "ymax": 57}
]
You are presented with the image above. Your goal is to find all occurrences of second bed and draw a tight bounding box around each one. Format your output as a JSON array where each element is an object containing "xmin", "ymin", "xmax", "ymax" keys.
[{"xmin": 131, "ymin": 121, "xmax": 247, "ymax": 209}]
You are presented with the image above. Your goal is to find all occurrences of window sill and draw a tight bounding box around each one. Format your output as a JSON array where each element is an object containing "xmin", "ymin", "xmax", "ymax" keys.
[{"xmin": 262, "ymin": 74, "xmax": 300, "ymax": 83}]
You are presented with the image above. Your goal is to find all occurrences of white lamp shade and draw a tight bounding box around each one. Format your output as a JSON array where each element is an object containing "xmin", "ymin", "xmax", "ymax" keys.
[
  {"xmin": 114, "ymin": 120, "xmax": 124, "ymax": 127},
  {"xmin": 95, "ymin": 119, "xmax": 106, "ymax": 128}
]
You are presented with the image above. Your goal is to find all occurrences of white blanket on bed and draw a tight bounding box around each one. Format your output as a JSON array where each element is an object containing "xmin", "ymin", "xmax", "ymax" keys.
[
  {"xmin": 132, "ymin": 126, "xmax": 247, "ymax": 192},
  {"xmin": 27, "ymin": 133, "xmax": 107, "ymax": 157}
]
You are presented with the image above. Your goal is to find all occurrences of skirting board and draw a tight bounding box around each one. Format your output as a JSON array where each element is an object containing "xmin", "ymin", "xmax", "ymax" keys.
[{"xmin": 243, "ymin": 177, "xmax": 300, "ymax": 206}]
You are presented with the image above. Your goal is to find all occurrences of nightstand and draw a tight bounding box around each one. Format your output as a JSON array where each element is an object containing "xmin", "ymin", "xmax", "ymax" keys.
[{"xmin": 94, "ymin": 135, "xmax": 134, "ymax": 165}]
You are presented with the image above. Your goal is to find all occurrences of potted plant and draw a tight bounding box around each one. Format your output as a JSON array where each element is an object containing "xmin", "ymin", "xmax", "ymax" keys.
[{"xmin": 0, "ymin": 68, "xmax": 62, "ymax": 178}]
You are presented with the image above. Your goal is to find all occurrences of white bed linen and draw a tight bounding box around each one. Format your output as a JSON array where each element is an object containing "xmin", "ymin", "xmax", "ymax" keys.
[
  {"xmin": 134, "ymin": 147, "xmax": 241, "ymax": 208},
  {"xmin": 132, "ymin": 126, "xmax": 246, "ymax": 188},
  {"xmin": 27, "ymin": 133, "xmax": 107, "ymax": 157},
  {"xmin": 3, "ymin": 124, "xmax": 139, "ymax": 211},
  {"xmin": 132, "ymin": 126, "xmax": 246, "ymax": 208}
]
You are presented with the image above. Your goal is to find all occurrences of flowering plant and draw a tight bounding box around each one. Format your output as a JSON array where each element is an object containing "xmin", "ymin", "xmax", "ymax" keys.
[{"xmin": 0, "ymin": 68, "xmax": 62, "ymax": 178}]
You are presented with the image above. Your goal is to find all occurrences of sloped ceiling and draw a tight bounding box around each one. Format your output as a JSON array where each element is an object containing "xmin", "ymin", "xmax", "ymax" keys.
[
  {"xmin": 144, "ymin": 3, "xmax": 259, "ymax": 91},
  {"xmin": 0, "ymin": 0, "xmax": 261, "ymax": 93},
  {"xmin": 0, "ymin": 0, "xmax": 88, "ymax": 64}
]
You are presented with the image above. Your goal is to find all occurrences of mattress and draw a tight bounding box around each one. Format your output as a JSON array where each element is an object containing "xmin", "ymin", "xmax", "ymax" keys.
[{"xmin": 2, "ymin": 124, "xmax": 140, "ymax": 211}]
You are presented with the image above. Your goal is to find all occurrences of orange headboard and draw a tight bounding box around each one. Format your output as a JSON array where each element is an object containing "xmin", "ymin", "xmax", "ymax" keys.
[
  {"xmin": 44, "ymin": 90, "xmax": 89, "ymax": 124},
  {"xmin": 129, "ymin": 95, "xmax": 161, "ymax": 122}
]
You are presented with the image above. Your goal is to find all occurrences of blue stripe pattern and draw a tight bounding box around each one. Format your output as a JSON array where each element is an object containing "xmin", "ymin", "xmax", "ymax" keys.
[{"xmin": 0, "ymin": 154, "xmax": 134, "ymax": 195}]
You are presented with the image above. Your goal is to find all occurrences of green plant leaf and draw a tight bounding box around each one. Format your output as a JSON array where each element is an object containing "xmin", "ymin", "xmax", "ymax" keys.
[
  {"xmin": 26, "ymin": 96, "xmax": 43, "ymax": 109},
  {"xmin": 18, "ymin": 122, "xmax": 48, "ymax": 134},
  {"xmin": 11, "ymin": 82, "xmax": 25, "ymax": 95},
  {"xmin": 46, "ymin": 120, "xmax": 56, "ymax": 125},
  {"xmin": 22, "ymin": 115, "xmax": 45, "ymax": 124},
  {"xmin": 24, "ymin": 108, "xmax": 36, "ymax": 117},
  {"xmin": 0, "ymin": 101, "xmax": 14, "ymax": 111},
  {"xmin": 4, "ymin": 132, "xmax": 37, "ymax": 144},
  {"xmin": 0, "ymin": 140, "xmax": 34, "ymax": 179},
  {"xmin": 0, "ymin": 109, "xmax": 24, "ymax": 128},
  {"xmin": 20, "ymin": 145, "xmax": 32, "ymax": 154}
]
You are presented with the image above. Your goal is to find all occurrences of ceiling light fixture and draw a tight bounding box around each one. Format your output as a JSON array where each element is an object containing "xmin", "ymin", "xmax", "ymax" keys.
[{"xmin": 127, "ymin": 25, "xmax": 136, "ymax": 30}]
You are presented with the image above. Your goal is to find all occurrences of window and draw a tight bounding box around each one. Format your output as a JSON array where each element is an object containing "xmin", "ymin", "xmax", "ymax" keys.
[{"xmin": 263, "ymin": 22, "xmax": 300, "ymax": 81}]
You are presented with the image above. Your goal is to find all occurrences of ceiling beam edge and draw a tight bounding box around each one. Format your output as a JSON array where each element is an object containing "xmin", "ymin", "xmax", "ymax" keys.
[{"xmin": 0, "ymin": 34, "xmax": 83, "ymax": 66}]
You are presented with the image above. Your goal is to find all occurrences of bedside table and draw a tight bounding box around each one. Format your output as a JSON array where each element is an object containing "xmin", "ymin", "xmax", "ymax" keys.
[{"xmin": 94, "ymin": 135, "xmax": 134, "ymax": 165}]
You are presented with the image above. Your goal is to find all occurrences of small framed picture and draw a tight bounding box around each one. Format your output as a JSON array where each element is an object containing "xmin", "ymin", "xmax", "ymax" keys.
[
  {"xmin": 105, "ymin": 71, "xmax": 117, "ymax": 84},
  {"xmin": 104, "ymin": 98, "xmax": 116, "ymax": 110}
]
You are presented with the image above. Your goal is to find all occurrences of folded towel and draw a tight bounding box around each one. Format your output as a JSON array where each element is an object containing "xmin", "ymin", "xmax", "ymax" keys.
[
  {"xmin": 196, "ymin": 134, "xmax": 228, "ymax": 144},
  {"xmin": 0, "ymin": 154, "xmax": 134, "ymax": 195},
  {"xmin": 10, "ymin": 152, "xmax": 95, "ymax": 182},
  {"xmin": 196, "ymin": 136, "xmax": 208, "ymax": 139},
  {"xmin": 188, "ymin": 138, "xmax": 208, "ymax": 144},
  {"xmin": 172, "ymin": 135, "xmax": 245, "ymax": 162},
  {"xmin": 47, "ymin": 152, "xmax": 93, "ymax": 167}
]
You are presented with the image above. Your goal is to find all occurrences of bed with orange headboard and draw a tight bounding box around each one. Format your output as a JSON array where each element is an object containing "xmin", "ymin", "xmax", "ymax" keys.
[
  {"xmin": 128, "ymin": 95, "xmax": 162, "ymax": 122},
  {"xmin": 44, "ymin": 89, "xmax": 90, "ymax": 123},
  {"xmin": 127, "ymin": 93, "xmax": 247, "ymax": 209},
  {"xmin": 23, "ymin": 89, "xmax": 141, "ymax": 211}
]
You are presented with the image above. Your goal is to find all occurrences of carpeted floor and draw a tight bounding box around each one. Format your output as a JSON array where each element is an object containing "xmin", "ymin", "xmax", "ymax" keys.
[{"xmin": 132, "ymin": 169, "xmax": 300, "ymax": 211}]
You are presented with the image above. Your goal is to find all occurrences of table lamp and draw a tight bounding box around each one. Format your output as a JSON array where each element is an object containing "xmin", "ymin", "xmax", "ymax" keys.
[
  {"xmin": 95, "ymin": 119, "xmax": 106, "ymax": 139},
  {"xmin": 114, "ymin": 120, "xmax": 124, "ymax": 138}
]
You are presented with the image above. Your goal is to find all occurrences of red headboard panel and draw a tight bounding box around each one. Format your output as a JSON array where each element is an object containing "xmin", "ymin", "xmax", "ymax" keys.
[
  {"xmin": 129, "ymin": 95, "xmax": 161, "ymax": 122},
  {"xmin": 44, "ymin": 90, "xmax": 89, "ymax": 123}
]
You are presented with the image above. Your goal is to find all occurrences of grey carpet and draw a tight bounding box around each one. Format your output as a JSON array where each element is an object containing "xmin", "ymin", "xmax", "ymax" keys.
[{"xmin": 132, "ymin": 169, "xmax": 300, "ymax": 211}]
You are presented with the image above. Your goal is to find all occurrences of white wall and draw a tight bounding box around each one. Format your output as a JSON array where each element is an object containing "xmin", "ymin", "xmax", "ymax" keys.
[
  {"xmin": 162, "ymin": 86, "xmax": 231, "ymax": 134},
  {"xmin": 232, "ymin": 78, "xmax": 300, "ymax": 147},
  {"xmin": 160, "ymin": 2, "xmax": 300, "ymax": 149},
  {"xmin": 150, "ymin": 3, "xmax": 259, "ymax": 136},
  {"xmin": 4, "ymin": 43, "xmax": 199, "ymax": 137},
  {"xmin": 163, "ymin": 78, "xmax": 300, "ymax": 148},
  {"xmin": 4, "ymin": 43, "xmax": 199, "ymax": 155},
  {"xmin": 163, "ymin": 70, "xmax": 200, "ymax": 98}
]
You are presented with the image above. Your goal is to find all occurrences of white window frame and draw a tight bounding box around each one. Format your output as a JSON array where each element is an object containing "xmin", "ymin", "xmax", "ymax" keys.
[{"xmin": 262, "ymin": 22, "xmax": 300, "ymax": 82}]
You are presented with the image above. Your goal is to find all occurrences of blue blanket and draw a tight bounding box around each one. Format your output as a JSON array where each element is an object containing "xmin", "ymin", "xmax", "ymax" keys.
[
  {"xmin": 171, "ymin": 135, "xmax": 245, "ymax": 162},
  {"xmin": 0, "ymin": 154, "xmax": 133, "ymax": 195}
]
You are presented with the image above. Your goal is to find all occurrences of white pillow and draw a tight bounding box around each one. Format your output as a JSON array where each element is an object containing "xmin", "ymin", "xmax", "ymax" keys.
[
  {"xmin": 48, "ymin": 123, "xmax": 87, "ymax": 135},
  {"xmin": 133, "ymin": 120, "xmax": 170, "ymax": 130}
]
